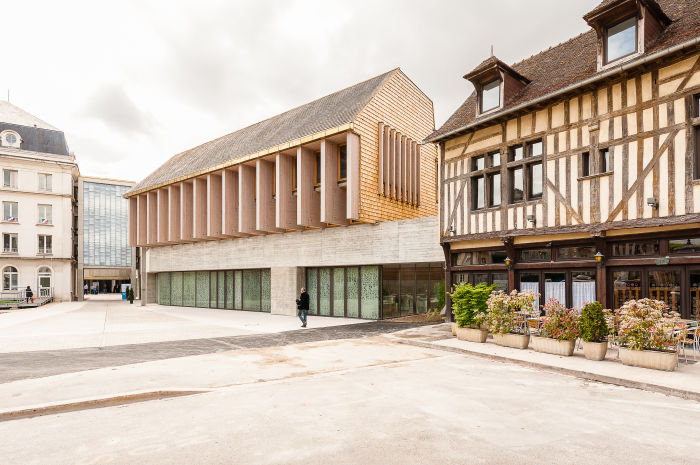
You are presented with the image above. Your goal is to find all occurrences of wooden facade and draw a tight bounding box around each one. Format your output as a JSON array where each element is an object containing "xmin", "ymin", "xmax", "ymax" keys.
[{"xmin": 431, "ymin": 0, "xmax": 700, "ymax": 320}]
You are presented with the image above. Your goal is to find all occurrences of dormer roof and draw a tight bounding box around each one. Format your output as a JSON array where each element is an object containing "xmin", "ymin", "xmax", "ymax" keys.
[
  {"xmin": 463, "ymin": 56, "xmax": 530, "ymax": 85},
  {"xmin": 583, "ymin": 0, "xmax": 671, "ymax": 26}
]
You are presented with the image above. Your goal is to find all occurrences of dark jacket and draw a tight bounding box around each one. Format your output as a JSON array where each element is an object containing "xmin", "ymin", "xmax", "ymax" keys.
[
  {"xmin": 25, "ymin": 287, "xmax": 33, "ymax": 298},
  {"xmin": 299, "ymin": 291, "xmax": 310, "ymax": 310}
]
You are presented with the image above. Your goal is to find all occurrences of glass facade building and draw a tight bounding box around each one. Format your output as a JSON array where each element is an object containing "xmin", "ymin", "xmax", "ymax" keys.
[
  {"xmin": 83, "ymin": 182, "xmax": 131, "ymax": 267},
  {"xmin": 156, "ymin": 269, "xmax": 271, "ymax": 312}
]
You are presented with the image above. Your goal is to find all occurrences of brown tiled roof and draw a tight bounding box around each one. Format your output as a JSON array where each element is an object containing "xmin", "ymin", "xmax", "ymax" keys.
[
  {"xmin": 128, "ymin": 69, "xmax": 398, "ymax": 194},
  {"xmin": 428, "ymin": 0, "xmax": 700, "ymax": 142},
  {"xmin": 584, "ymin": 0, "xmax": 669, "ymax": 23},
  {"xmin": 463, "ymin": 56, "xmax": 530, "ymax": 83}
]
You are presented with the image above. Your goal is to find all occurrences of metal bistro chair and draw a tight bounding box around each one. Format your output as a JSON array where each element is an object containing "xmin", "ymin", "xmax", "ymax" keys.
[
  {"xmin": 527, "ymin": 318, "xmax": 541, "ymax": 336},
  {"xmin": 678, "ymin": 326, "xmax": 700, "ymax": 363}
]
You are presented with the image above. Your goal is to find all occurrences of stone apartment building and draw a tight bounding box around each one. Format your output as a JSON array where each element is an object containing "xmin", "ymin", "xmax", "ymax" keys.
[
  {"xmin": 126, "ymin": 69, "xmax": 444, "ymax": 319},
  {"xmin": 427, "ymin": 0, "xmax": 700, "ymax": 319},
  {"xmin": 0, "ymin": 101, "xmax": 79, "ymax": 302}
]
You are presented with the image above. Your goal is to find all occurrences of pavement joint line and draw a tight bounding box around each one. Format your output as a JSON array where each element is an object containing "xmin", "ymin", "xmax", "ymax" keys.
[
  {"xmin": 0, "ymin": 389, "xmax": 212, "ymax": 423},
  {"xmin": 391, "ymin": 337, "xmax": 700, "ymax": 403}
]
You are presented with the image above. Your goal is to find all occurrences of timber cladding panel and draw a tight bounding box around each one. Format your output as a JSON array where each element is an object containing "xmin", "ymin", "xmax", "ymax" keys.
[
  {"xmin": 441, "ymin": 51, "xmax": 700, "ymax": 241},
  {"xmin": 353, "ymin": 70, "xmax": 438, "ymax": 223}
]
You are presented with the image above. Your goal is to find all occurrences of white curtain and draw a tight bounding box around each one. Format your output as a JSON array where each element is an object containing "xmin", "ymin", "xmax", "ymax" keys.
[
  {"xmin": 520, "ymin": 282, "xmax": 540, "ymax": 311},
  {"xmin": 572, "ymin": 281, "xmax": 596, "ymax": 310},
  {"xmin": 544, "ymin": 282, "xmax": 566, "ymax": 307}
]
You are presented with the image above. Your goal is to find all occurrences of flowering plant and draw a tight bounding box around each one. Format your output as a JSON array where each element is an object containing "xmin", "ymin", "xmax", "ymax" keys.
[
  {"xmin": 485, "ymin": 289, "xmax": 539, "ymax": 335},
  {"xmin": 540, "ymin": 298, "xmax": 580, "ymax": 341},
  {"xmin": 579, "ymin": 301, "xmax": 609, "ymax": 343},
  {"xmin": 616, "ymin": 298, "xmax": 685, "ymax": 352},
  {"xmin": 450, "ymin": 282, "xmax": 496, "ymax": 328}
]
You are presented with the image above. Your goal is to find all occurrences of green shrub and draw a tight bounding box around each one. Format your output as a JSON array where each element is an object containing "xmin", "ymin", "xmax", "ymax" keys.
[
  {"xmin": 578, "ymin": 301, "xmax": 608, "ymax": 343},
  {"xmin": 450, "ymin": 282, "xmax": 496, "ymax": 328},
  {"xmin": 433, "ymin": 281, "xmax": 445, "ymax": 312}
]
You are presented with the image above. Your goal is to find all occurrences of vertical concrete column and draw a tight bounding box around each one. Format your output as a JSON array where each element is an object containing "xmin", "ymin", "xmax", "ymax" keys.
[
  {"xmin": 415, "ymin": 143, "xmax": 421, "ymax": 206},
  {"xmin": 147, "ymin": 191, "xmax": 158, "ymax": 245},
  {"xmin": 389, "ymin": 129, "xmax": 396, "ymax": 199},
  {"xmin": 157, "ymin": 188, "xmax": 169, "ymax": 244},
  {"xmin": 168, "ymin": 184, "xmax": 181, "ymax": 242},
  {"xmin": 320, "ymin": 139, "xmax": 348, "ymax": 225},
  {"xmin": 276, "ymin": 153, "xmax": 298, "ymax": 230},
  {"xmin": 239, "ymin": 164, "xmax": 258, "ymax": 235},
  {"xmin": 256, "ymin": 159, "xmax": 281, "ymax": 232},
  {"xmin": 222, "ymin": 168, "xmax": 240, "ymax": 236},
  {"xmin": 129, "ymin": 197, "xmax": 138, "ymax": 246},
  {"xmin": 207, "ymin": 172, "xmax": 222, "ymax": 237},
  {"xmin": 346, "ymin": 132, "xmax": 360, "ymax": 220},
  {"xmin": 193, "ymin": 177, "xmax": 208, "ymax": 239},
  {"xmin": 181, "ymin": 181, "xmax": 194, "ymax": 241},
  {"xmin": 270, "ymin": 266, "xmax": 304, "ymax": 316},
  {"xmin": 140, "ymin": 247, "xmax": 148, "ymax": 306},
  {"xmin": 297, "ymin": 146, "xmax": 322, "ymax": 228},
  {"xmin": 137, "ymin": 194, "xmax": 148, "ymax": 246}
]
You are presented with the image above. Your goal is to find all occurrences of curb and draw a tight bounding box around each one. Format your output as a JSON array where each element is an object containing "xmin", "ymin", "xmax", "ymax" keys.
[
  {"xmin": 394, "ymin": 337, "xmax": 700, "ymax": 403},
  {"xmin": 0, "ymin": 388, "xmax": 211, "ymax": 422}
]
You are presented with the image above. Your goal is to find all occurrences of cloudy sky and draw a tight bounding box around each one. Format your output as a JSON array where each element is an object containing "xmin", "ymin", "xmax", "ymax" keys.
[{"xmin": 0, "ymin": 0, "xmax": 601, "ymax": 182}]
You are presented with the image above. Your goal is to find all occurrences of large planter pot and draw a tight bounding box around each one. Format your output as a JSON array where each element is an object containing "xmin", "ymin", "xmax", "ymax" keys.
[
  {"xmin": 530, "ymin": 336, "xmax": 576, "ymax": 356},
  {"xmin": 619, "ymin": 347, "xmax": 677, "ymax": 371},
  {"xmin": 455, "ymin": 327, "xmax": 488, "ymax": 343},
  {"xmin": 582, "ymin": 341, "xmax": 608, "ymax": 361},
  {"xmin": 451, "ymin": 322, "xmax": 457, "ymax": 336},
  {"xmin": 493, "ymin": 333, "xmax": 530, "ymax": 349}
]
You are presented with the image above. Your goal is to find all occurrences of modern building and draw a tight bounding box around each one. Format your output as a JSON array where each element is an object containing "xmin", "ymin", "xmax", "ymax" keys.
[
  {"xmin": 428, "ymin": 0, "xmax": 700, "ymax": 320},
  {"xmin": 0, "ymin": 101, "xmax": 78, "ymax": 302},
  {"xmin": 126, "ymin": 69, "xmax": 445, "ymax": 318},
  {"xmin": 77, "ymin": 176, "xmax": 136, "ymax": 299}
]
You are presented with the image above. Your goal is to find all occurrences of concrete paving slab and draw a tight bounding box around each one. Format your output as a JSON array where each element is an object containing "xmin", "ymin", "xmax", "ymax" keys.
[
  {"xmin": 390, "ymin": 323, "xmax": 700, "ymax": 401},
  {"xmin": 0, "ymin": 300, "xmax": 370, "ymax": 353},
  {"xmin": 0, "ymin": 337, "xmax": 442, "ymax": 412},
  {"xmin": 2, "ymin": 350, "xmax": 700, "ymax": 464}
]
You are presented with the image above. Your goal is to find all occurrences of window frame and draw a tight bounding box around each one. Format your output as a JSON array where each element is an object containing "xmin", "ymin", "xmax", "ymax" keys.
[
  {"xmin": 38, "ymin": 173, "xmax": 52, "ymax": 191},
  {"xmin": 693, "ymin": 93, "xmax": 700, "ymax": 180},
  {"xmin": 337, "ymin": 144, "xmax": 347, "ymax": 182},
  {"xmin": 38, "ymin": 234, "xmax": 52, "ymax": 254},
  {"xmin": 581, "ymin": 151, "xmax": 591, "ymax": 177},
  {"xmin": 2, "ymin": 169, "xmax": 17, "ymax": 188},
  {"xmin": 479, "ymin": 78, "xmax": 502, "ymax": 114},
  {"xmin": 507, "ymin": 139, "xmax": 544, "ymax": 204},
  {"xmin": 313, "ymin": 151, "xmax": 321, "ymax": 187},
  {"xmin": 469, "ymin": 150, "xmax": 502, "ymax": 211},
  {"xmin": 604, "ymin": 15, "xmax": 638, "ymax": 64},
  {"xmin": 37, "ymin": 204, "xmax": 52, "ymax": 225},
  {"xmin": 2, "ymin": 266, "xmax": 18, "ymax": 291},
  {"xmin": 3, "ymin": 201, "xmax": 18, "ymax": 222},
  {"xmin": 2, "ymin": 232, "xmax": 17, "ymax": 253}
]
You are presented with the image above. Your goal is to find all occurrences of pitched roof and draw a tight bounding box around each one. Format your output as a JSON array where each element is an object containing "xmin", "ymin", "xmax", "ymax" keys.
[
  {"xmin": 463, "ymin": 56, "xmax": 530, "ymax": 84},
  {"xmin": 428, "ymin": 0, "xmax": 700, "ymax": 142},
  {"xmin": 0, "ymin": 101, "xmax": 59, "ymax": 131},
  {"xmin": 129, "ymin": 69, "xmax": 398, "ymax": 194}
]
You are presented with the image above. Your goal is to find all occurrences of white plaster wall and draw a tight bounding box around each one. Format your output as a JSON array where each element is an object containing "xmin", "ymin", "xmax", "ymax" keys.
[{"xmin": 146, "ymin": 216, "xmax": 443, "ymax": 272}]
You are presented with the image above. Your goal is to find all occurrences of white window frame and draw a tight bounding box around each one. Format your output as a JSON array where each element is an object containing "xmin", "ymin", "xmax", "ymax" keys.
[
  {"xmin": 38, "ymin": 234, "xmax": 52, "ymax": 254},
  {"xmin": 3, "ymin": 169, "xmax": 17, "ymax": 188},
  {"xmin": 37, "ymin": 204, "xmax": 52, "ymax": 225},
  {"xmin": 0, "ymin": 130, "xmax": 21, "ymax": 149},
  {"xmin": 2, "ymin": 232, "xmax": 17, "ymax": 253},
  {"xmin": 3, "ymin": 201, "xmax": 18, "ymax": 222},
  {"xmin": 38, "ymin": 173, "xmax": 52, "ymax": 191},
  {"xmin": 2, "ymin": 266, "xmax": 18, "ymax": 290},
  {"xmin": 480, "ymin": 79, "xmax": 502, "ymax": 114}
]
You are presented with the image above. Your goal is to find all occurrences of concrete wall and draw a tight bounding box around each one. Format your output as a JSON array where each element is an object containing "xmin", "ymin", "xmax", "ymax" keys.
[{"xmin": 146, "ymin": 216, "xmax": 442, "ymax": 272}]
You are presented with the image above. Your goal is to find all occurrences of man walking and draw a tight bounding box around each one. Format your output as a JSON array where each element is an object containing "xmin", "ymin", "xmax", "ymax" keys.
[{"xmin": 297, "ymin": 287, "xmax": 309, "ymax": 328}]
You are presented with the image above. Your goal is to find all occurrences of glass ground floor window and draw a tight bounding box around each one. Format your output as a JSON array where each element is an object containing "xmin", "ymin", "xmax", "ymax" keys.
[
  {"xmin": 453, "ymin": 271, "xmax": 508, "ymax": 291},
  {"xmin": 611, "ymin": 267, "xmax": 682, "ymax": 316},
  {"xmin": 306, "ymin": 262, "xmax": 443, "ymax": 320},
  {"xmin": 518, "ymin": 269, "xmax": 596, "ymax": 313},
  {"xmin": 157, "ymin": 269, "xmax": 270, "ymax": 312}
]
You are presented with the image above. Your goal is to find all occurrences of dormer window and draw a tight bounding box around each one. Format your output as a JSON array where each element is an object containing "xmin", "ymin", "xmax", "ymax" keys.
[
  {"xmin": 0, "ymin": 130, "xmax": 21, "ymax": 149},
  {"xmin": 480, "ymin": 79, "xmax": 501, "ymax": 113},
  {"xmin": 606, "ymin": 16, "xmax": 637, "ymax": 63}
]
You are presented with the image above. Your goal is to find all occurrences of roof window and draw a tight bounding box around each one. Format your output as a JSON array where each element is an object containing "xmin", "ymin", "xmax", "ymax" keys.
[{"xmin": 0, "ymin": 130, "xmax": 21, "ymax": 149}]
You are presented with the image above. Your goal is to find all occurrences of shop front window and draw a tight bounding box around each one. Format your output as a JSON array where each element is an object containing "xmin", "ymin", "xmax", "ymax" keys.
[
  {"xmin": 519, "ymin": 272, "xmax": 540, "ymax": 312},
  {"xmin": 611, "ymin": 241, "xmax": 659, "ymax": 257},
  {"xmin": 669, "ymin": 238, "xmax": 700, "ymax": 254},
  {"xmin": 382, "ymin": 266, "xmax": 400, "ymax": 319},
  {"xmin": 648, "ymin": 270, "xmax": 681, "ymax": 315},
  {"xmin": 572, "ymin": 271, "xmax": 596, "ymax": 309},
  {"xmin": 452, "ymin": 250, "xmax": 506, "ymax": 266},
  {"xmin": 558, "ymin": 246, "xmax": 596, "ymax": 260},
  {"xmin": 612, "ymin": 270, "xmax": 641, "ymax": 310},
  {"xmin": 492, "ymin": 272, "xmax": 508, "ymax": 291},
  {"xmin": 544, "ymin": 272, "xmax": 566, "ymax": 309},
  {"xmin": 519, "ymin": 248, "xmax": 551, "ymax": 262},
  {"xmin": 689, "ymin": 271, "xmax": 700, "ymax": 320}
]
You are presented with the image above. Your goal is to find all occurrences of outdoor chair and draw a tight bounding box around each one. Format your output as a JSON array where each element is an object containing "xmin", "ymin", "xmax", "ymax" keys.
[
  {"xmin": 526, "ymin": 318, "xmax": 541, "ymax": 335},
  {"xmin": 678, "ymin": 326, "xmax": 699, "ymax": 363}
]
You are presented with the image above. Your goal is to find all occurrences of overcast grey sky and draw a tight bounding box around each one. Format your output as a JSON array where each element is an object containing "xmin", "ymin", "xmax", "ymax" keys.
[{"xmin": 0, "ymin": 0, "xmax": 601, "ymax": 182}]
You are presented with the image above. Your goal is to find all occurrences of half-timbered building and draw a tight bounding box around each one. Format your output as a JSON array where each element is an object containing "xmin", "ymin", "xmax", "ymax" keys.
[
  {"xmin": 427, "ymin": 0, "xmax": 700, "ymax": 319},
  {"xmin": 125, "ymin": 69, "xmax": 444, "ymax": 319}
]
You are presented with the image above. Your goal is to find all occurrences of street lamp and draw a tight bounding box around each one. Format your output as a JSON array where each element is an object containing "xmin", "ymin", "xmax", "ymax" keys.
[
  {"xmin": 504, "ymin": 256, "xmax": 512, "ymax": 270},
  {"xmin": 594, "ymin": 251, "xmax": 604, "ymax": 266}
]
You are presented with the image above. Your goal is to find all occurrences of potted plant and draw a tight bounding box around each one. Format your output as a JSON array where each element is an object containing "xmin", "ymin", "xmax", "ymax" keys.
[
  {"xmin": 127, "ymin": 286, "xmax": 134, "ymax": 304},
  {"xmin": 450, "ymin": 282, "xmax": 496, "ymax": 343},
  {"xmin": 616, "ymin": 298, "xmax": 684, "ymax": 371},
  {"xmin": 579, "ymin": 301, "xmax": 609, "ymax": 360},
  {"xmin": 485, "ymin": 289, "xmax": 538, "ymax": 349},
  {"xmin": 531, "ymin": 298, "xmax": 579, "ymax": 356}
]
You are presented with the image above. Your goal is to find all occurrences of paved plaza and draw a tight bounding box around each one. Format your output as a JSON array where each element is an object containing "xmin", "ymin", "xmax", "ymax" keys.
[{"xmin": 1, "ymin": 300, "xmax": 700, "ymax": 464}]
